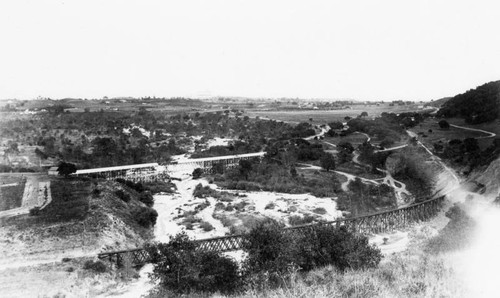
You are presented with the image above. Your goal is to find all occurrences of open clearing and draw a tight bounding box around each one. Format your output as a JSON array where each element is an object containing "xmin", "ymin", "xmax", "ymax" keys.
[
  {"xmin": 411, "ymin": 117, "xmax": 498, "ymax": 150},
  {"xmin": 245, "ymin": 104, "xmax": 430, "ymax": 124}
]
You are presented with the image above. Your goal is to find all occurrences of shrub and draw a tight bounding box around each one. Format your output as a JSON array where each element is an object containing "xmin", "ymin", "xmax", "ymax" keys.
[
  {"xmin": 29, "ymin": 206, "xmax": 41, "ymax": 216},
  {"xmin": 214, "ymin": 202, "xmax": 225, "ymax": 210},
  {"xmin": 134, "ymin": 206, "xmax": 158, "ymax": 228},
  {"xmin": 438, "ymin": 119, "xmax": 450, "ymax": 129},
  {"xmin": 244, "ymin": 220, "xmax": 382, "ymax": 279},
  {"xmin": 200, "ymin": 221, "xmax": 214, "ymax": 232},
  {"xmin": 288, "ymin": 214, "xmax": 315, "ymax": 226},
  {"xmin": 192, "ymin": 168, "xmax": 203, "ymax": 179},
  {"xmin": 115, "ymin": 190, "xmax": 131, "ymax": 202},
  {"xmin": 116, "ymin": 179, "xmax": 145, "ymax": 193},
  {"xmin": 193, "ymin": 183, "xmax": 219, "ymax": 198},
  {"xmin": 312, "ymin": 207, "xmax": 327, "ymax": 215},
  {"xmin": 243, "ymin": 219, "xmax": 295, "ymax": 277},
  {"xmin": 145, "ymin": 233, "xmax": 242, "ymax": 295},
  {"xmin": 83, "ymin": 260, "xmax": 107, "ymax": 273},
  {"xmin": 265, "ymin": 202, "xmax": 276, "ymax": 210},
  {"xmin": 139, "ymin": 192, "xmax": 154, "ymax": 207},
  {"xmin": 294, "ymin": 225, "xmax": 382, "ymax": 271}
]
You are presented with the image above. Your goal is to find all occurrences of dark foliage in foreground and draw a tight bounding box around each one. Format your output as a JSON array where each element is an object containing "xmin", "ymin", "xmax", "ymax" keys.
[
  {"xmin": 145, "ymin": 233, "xmax": 242, "ymax": 296},
  {"xmin": 83, "ymin": 260, "xmax": 107, "ymax": 273},
  {"xmin": 145, "ymin": 219, "xmax": 382, "ymax": 295}
]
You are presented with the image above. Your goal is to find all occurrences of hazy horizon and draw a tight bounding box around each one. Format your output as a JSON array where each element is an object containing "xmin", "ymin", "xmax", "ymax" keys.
[{"xmin": 1, "ymin": 0, "xmax": 499, "ymax": 101}]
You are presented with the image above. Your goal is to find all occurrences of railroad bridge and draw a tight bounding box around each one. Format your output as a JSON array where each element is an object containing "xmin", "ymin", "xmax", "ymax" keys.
[
  {"xmin": 98, "ymin": 196, "xmax": 444, "ymax": 266},
  {"xmin": 60, "ymin": 152, "xmax": 266, "ymax": 182},
  {"xmin": 166, "ymin": 152, "xmax": 266, "ymax": 174}
]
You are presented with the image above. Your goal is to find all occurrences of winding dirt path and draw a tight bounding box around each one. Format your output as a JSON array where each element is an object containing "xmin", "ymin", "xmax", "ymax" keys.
[{"xmin": 450, "ymin": 124, "xmax": 496, "ymax": 139}]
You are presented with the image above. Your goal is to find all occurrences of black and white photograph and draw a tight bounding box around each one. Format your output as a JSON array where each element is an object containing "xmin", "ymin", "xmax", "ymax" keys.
[{"xmin": 1, "ymin": 1, "xmax": 499, "ymax": 297}]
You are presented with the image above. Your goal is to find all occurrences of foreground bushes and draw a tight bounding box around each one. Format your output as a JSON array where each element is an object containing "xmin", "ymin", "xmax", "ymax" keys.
[
  {"xmin": 145, "ymin": 233, "xmax": 242, "ymax": 296},
  {"xmin": 147, "ymin": 219, "xmax": 382, "ymax": 296}
]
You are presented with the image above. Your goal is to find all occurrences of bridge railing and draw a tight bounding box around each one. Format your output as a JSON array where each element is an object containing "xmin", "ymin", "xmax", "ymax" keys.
[{"xmin": 98, "ymin": 196, "xmax": 444, "ymax": 266}]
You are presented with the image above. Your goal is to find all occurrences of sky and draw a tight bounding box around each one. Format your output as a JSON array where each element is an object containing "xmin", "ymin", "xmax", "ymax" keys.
[{"xmin": 0, "ymin": 0, "xmax": 499, "ymax": 101}]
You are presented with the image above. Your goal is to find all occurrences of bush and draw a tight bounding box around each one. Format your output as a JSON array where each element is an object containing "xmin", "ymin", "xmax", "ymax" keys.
[
  {"xmin": 116, "ymin": 178, "xmax": 145, "ymax": 193},
  {"xmin": 83, "ymin": 260, "xmax": 107, "ymax": 273},
  {"xmin": 134, "ymin": 206, "xmax": 158, "ymax": 228},
  {"xmin": 243, "ymin": 219, "xmax": 382, "ymax": 278},
  {"xmin": 438, "ymin": 119, "xmax": 450, "ymax": 129},
  {"xmin": 139, "ymin": 192, "xmax": 154, "ymax": 207},
  {"xmin": 192, "ymin": 183, "xmax": 219, "ymax": 198},
  {"xmin": 145, "ymin": 233, "xmax": 242, "ymax": 295},
  {"xmin": 115, "ymin": 190, "xmax": 131, "ymax": 202},
  {"xmin": 192, "ymin": 168, "xmax": 203, "ymax": 179},
  {"xmin": 265, "ymin": 202, "xmax": 276, "ymax": 210},
  {"xmin": 288, "ymin": 214, "xmax": 315, "ymax": 226},
  {"xmin": 312, "ymin": 207, "xmax": 327, "ymax": 215},
  {"xmin": 294, "ymin": 225, "xmax": 382, "ymax": 271},
  {"xmin": 200, "ymin": 221, "xmax": 215, "ymax": 232},
  {"xmin": 243, "ymin": 219, "xmax": 295, "ymax": 277},
  {"xmin": 29, "ymin": 206, "xmax": 41, "ymax": 216}
]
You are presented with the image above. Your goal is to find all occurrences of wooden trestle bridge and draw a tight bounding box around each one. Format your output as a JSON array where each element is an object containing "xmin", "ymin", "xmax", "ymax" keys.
[
  {"xmin": 64, "ymin": 152, "xmax": 266, "ymax": 182},
  {"xmin": 98, "ymin": 195, "xmax": 444, "ymax": 266}
]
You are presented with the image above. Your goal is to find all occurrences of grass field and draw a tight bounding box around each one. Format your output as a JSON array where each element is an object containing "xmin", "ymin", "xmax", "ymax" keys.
[
  {"xmin": 245, "ymin": 104, "xmax": 428, "ymax": 124},
  {"xmin": 410, "ymin": 118, "xmax": 498, "ymax": 150}
]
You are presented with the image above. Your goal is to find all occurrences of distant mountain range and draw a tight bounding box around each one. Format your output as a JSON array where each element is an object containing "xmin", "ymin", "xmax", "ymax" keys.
[{"xmin": 437, "ymin": 80, "xmax": 500, "ymax": 124}]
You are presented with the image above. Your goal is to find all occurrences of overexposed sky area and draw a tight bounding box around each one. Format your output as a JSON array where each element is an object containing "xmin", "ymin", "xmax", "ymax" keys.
[{"xmin": 1, "ymin": 0, "xmax": 499, "ymax": 101}]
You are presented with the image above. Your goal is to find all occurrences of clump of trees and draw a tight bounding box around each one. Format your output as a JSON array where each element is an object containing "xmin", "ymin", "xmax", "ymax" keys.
[
  {"xmin": 146, "ymin": 219, "xmax": 382, "ymax": 296},
  {"xmin": 320, "ymin": 153, "xmax": 336, "ymax": 171},
  {"xmin": 57, "ymin": 162, "xmax": 77, "ymax": 177}
]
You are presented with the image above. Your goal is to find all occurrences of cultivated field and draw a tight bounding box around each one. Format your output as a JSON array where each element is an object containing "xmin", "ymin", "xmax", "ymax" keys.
[{"xmin": 245, "ymin": 104, "xmax": 430, "ymax": 124}]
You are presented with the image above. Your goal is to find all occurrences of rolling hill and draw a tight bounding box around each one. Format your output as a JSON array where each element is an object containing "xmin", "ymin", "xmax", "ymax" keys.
[{"xmin": 437, "ymin": 80, "xmax": 500, "ymax": 124}]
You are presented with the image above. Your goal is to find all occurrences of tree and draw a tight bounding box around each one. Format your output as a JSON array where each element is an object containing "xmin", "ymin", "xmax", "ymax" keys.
[
  {"xmin": 238, "ymin": 159, "xmax": 253, "ymax": 179},
  {"xmin": 328, "ymin": 121, "xmax": 344, "ymax": 129},
  {"xmin": 320, "ymin": 153, "xmax": 336, "ymax": 172},
  {"xmin": 192, "ymin": 168, "xmax": 203, "ymax": 179},
  {"xmin": 57, "ymin": 162, "xmax": 77, "ymax": 177},
  {"xmin": 337, "ymin": 142, "xmax": 355, "ymax": 154},
  {"xmin": 360, "ymin": 111, "xmax": 368, "ymax": 117},
  {"xmin": 438, "ymin": 120, "xmax": 450, "ymax": 129}
]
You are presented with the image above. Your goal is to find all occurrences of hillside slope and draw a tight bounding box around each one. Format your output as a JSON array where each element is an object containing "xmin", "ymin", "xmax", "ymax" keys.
[
  {"xmin": 469, "ymin": 156, "xmax": 500, "ymax": 196},
  {"xmin": 0, "ymin": 179, "xmax": 155, "ymax": 269},
  {"xmin": 437, "ymin": 80, "xmax": 500, "ymax": 124}
]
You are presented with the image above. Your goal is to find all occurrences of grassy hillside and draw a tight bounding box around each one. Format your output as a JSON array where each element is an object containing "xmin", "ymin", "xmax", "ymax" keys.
[
  {"xmin": 437, "ymin": 80, "xmax": 500, "ymax": 124},
  {"xmin": 0, "ymin": 178, "xmax": 157, "ymax": 266}
]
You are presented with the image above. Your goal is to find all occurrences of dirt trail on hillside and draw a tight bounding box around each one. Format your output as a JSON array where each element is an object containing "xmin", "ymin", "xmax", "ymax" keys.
[{"xmin": 450, "ymin": 124, "xmax": 496, "ymax": 139}]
